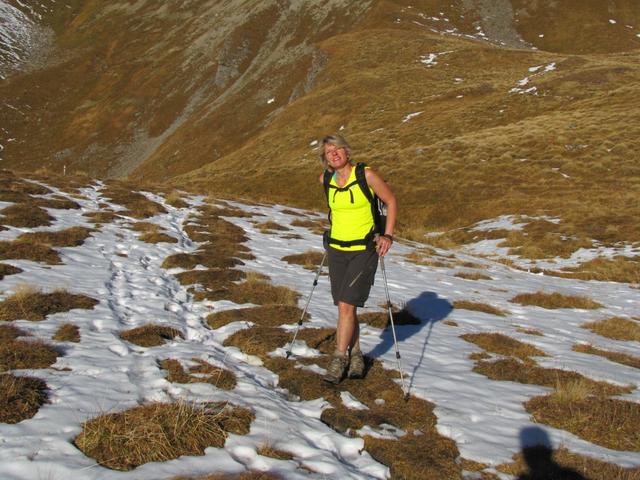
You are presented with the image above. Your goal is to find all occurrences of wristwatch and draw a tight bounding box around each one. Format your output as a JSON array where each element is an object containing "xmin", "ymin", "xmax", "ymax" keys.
[{"xmin": 382, "ymin": 234, "xmax": 394, "ymax": 242}]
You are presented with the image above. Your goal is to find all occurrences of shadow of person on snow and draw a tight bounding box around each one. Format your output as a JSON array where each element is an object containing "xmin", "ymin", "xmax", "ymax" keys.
[
  {"xmin": 517, "ymin": 426, "xmax": 587, "ymax": 480},
  {"xmin": 366, "ymin": 291, "xmax": 453, "ymax": 391}
]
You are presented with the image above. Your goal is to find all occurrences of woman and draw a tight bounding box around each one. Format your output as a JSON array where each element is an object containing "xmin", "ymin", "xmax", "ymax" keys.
[{"xmin": 318, "ymin": 134, "xmax": 397, "ymax": 384}]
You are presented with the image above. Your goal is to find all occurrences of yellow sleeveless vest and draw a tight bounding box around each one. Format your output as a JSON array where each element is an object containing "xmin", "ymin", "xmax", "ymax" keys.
[{"xmin": 328, "ymin": 166, "xmax": 375, "ymax": 251}]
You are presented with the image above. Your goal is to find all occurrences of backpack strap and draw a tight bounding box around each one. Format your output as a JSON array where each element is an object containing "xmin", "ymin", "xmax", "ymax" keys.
[
  {"xmin": 355, "ymin": 163, "xmax": 374, "ymax": 205},
  {"xmin": 323, "ymin": 169, "xmax": 333, "ymax": 207}
]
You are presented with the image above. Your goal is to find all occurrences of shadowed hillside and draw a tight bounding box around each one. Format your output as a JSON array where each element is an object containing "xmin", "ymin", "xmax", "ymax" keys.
[{"xmin": 1, "ymin": 0, "xmax": 639, "ymax": 255}]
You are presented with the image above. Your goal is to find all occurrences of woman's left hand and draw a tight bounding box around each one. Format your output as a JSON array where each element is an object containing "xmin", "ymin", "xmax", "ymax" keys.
[{"xmin": 375, "ymin": 235, "xmax": 393, "ymax": 257}]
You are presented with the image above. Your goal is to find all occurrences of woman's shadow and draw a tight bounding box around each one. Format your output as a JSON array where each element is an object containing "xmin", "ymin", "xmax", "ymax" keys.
[
  {"xmin": 517, "ymin": 426, "xmax": 587, "ymax": 480},
  {"xmin": 367, "ymin": 291, "xmax": 453, "ymax": 391}
]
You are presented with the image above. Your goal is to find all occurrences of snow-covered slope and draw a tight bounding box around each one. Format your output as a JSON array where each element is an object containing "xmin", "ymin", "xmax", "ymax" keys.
[{"xmin": 0, "ymin": 178, "xmax": 638, "ymax": 479}]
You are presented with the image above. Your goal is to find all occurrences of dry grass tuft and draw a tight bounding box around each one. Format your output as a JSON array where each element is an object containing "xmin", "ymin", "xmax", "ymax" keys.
[
  {"xmin": 454, "ymin": 271, "xmax": 493, "ymax": 281},
  {"xmin": 0, "ymin": 339, "xmax": 59, "ymax": 371},
  {"xmin": 165, "ymin": 191, "xmax": 189, "ymax": 208},
  {"xmin": 472, "ymin": 358, "xmax": 631, "ymax": 397},
  {"xmin": 207, "ymin": 305, "xmax": 306, "ymax": 329},
  {"xmin": 174, "ymin": 269, "xmax": 246, "ymax": 289},
  {"xmin": 223, "ymin": 277, "xmax": 299, "ymax": 306},
  {"xmin": 53, "ymin": 323, "xmax": 80, "ymax": 343},
  {"xmin": 551, "ymin": 255, "xmax": 640, "ymax": 284},
  {"xmin": 359, "ymin": 307, "xmax": 421, "ymax": 329},
  {"xmin": 256, "ymin": 443, "xmax": 294, "ymax": 461},
  {"xmin": 0, "ymin": 263, "xmax": 22, "ymax": 280},
  {"xmin": 84, "ymin": 211, "xmax": 121, "ymax": 224},
  {"xmin": 130, "ymin": 222, "xmax": 178, "ymax": 244},
  {"xmin": 160, "ymin": 358, "xmax": 236, "ymax": 390},
  {"xmin": 102, "ymin": 186, "xmax": 167, "ymax": 219},
  {"xmin": 461, "ymin": 333, "xmax": 546, "ymax": 359},
  {"xmin": 0, "ymin": 240, "xmax": 62, "ymax": 264},
  {"xmin": 510, "ymin": 291, "xmax": 603, "ymax": 309},
  {"xmin": 255, "ymin": 220, "xmax": 290, "ymax": 234},
  {"xmin": 75, "ymin": 401, "xmax": 254, "ymax": 471},
  {"xmin": 526, "ymin": 394, "xmax": 640, "ymax": 452},
  {"xmin": 573, "ymin": 344, "xmax": 640, "ymax": 370},
  {"xmin": 515, "ymin": 326, "xmax": 544, "ymax": 336},
  {"xmin": 0, "ymin": 373, "xmax": 48, "ymax": 423},
  {"xmin": 0, "ymin": 204, "xmax": 54, "ymax": 228},
  {"xmin": 582, "ymin": 317, "xmax": 640, "ymax": 342},
  {"xmin": 453, "ymin": 301, "xmax": 509, "ymax": 317},
  {"xmin": 0, "ymin": 287, "xmax": 99, "ymax": 321},
  {"xmin": 443, "ymin": 320, "xmax": 458, "ymax": 327},
  {"xmin": 33, "ymin": 196, "xmax": 81, "ymax": 210},
  {"xmin": 174, "ymin": 472, "xmax": 284, "ymax": 480},
  {"xmin": 0, "ymin": 324, "xmax": 28, "ymax": 342},
  {"xmin": 120, "ymin": 324, "xmax": 183, "ymax": 347},
  {"xmin": 498, "ymin": 446, "xmax": 640, "ymax": 480},
  {"xmin": 290, "ymin": 218, "xmax": 328, "ymax": 235},
  {"xmin": 281, "ymin": 250, "xmax": 324, "ymax": 270},
  {"xmin": 17, "ymin": 227, "xmax": 94, "ymax": 247}
]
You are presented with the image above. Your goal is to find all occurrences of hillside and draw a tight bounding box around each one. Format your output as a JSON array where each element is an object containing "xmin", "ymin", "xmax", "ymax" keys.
[{"xmin": 1, "ymin": 0, "xmax": 640, "ymax": 259}]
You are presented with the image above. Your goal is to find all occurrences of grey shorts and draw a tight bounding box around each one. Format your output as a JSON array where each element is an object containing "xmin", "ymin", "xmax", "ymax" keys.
[{"xmin": 327, "ymin": 246, "xmax": 379, "ymax": 307}]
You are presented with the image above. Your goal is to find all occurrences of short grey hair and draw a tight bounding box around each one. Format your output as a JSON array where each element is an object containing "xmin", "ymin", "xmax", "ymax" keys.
[{"xmin": 320, "ymin": 134, "xmax": 352, "ymax": 169}]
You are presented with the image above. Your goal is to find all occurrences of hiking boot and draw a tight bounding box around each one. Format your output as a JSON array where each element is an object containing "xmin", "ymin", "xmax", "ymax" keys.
[
  {"xmin": 323, "ymin": 350, "xmax": 348, "ymax": 384},
  {"xmin": 347, "ymin": 348, "xmax": 365, "ymax": 379}
]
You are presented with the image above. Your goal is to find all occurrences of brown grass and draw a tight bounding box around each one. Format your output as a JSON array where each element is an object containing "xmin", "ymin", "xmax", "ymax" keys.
[
  {"xmin": 0, "ymin": 287, "xmax": 99, "ymax": 321},
  {"xmin": 0, "ymin": 373, "xmax": 48, "ymax": 423},
  {"xmin": 174, "ymin": 269, "xmax": 246, "ymax": 289},
  {"xmin": 453, "ymin": 301, "xmax": 509, "ymax": 317},
  {"xmin": 17, "ymin": 226, "xmax": 94, "ymax": 247},
  {"xmin": 165, "ymin": 191, "xmax": 189, "ymax": 208},
  {"xmin": 281, "ymin": 250, "xmax": 324, "ymax": 270},
  {"xmin": 33, "ymin": 195, "xmax": 81, "ymax": 210},
  {"xmin": 174, "ymin": 473, "xmax": 284, "ymax": 480},
  {"xmin": 535, "ymin": 255, "xmax": 640, "ymax": 284},
  {"xmin": 84, "ymin": 211, "xmax": 121, "ymax": 224},
  {"xmin": 498, "ymin": 446, "xmax": 640, "ymax": 480},
  {"xmin": 160, "ymin": 358, "xmax": 236, "ymax": 390},
  {"xmin": 510, "ymin": 291, "xmax": 603, "ymax": 309},
  {"xmin": 0, "ymin": 339, "xmax": 59, "ymax": 371},
  {"xmin": 515, "ymin": 326, "xmax": 544, "ymax": 336},
  {"xmin": 0, "ymin": 204, "xmax": 54, "ymax": 228},
  {"xmin": 0, "ymin": 240, "xmax": 62, "ymax": 264},
  {"xmin": 443, "ymin": 320, "xmax": 458, "ymax": 327},
  {"xmin": 454, "ymin": 271, "xmax": 493, "ymax": 281},
  {"xmin": 290, "ymin": 218, "xmax": 327, "ymax": 235},
  {"xmin": 256, "ymin": 443, "xmax": 294, "ymax": 461},
  {"xmin": 223, "ymin": 276, "xmax": 299, "ymax": 306},
  {"xmin": 255, "ymin": 220, "xmax": 290, "ymax": 233},
  {"xmin": 526, "ymin": 394, "xmax": 640, "ymax": 452},
  {"xmin": 75, "ymin": 401, "xmax": 254, "ymax": 471},
  {"xmin": 53, "ymin": 323, "xmax": 80, "ymax": 342},
  {"xmin": 130, "ymin": 222, "xmax": 178, "ymax": 244},
  {"xmin": 461, "ymin": 333, "xmax": 547, "ymax": 359},
  {"xmin": 207, "ymin": 305, "xmax": 306, "ymax": 329},
  {"xmin": 102, "ymin": 185, "xmax": 167, "ymax": 219},
  {"xmin": 0, "ymin": 324, "xmax": 28, "ymax": 342},
  {"xmin": 358, "ymin": 307, "xmax": 421, "ymax": 329},
  {"xmin": 120, "ymin": 324, "xmax": 183, "ymax": 347},
  {"xmin": 0, "ymin": 263, "xmax": 22, "ymax": 280},
  {"xmin": 473, "ymin": 358, "xmax": 631, "ymax": 397},
  {"xmin": 582, "ymin": 317, "xmax": 640, "ymax": 341},
  {"xmin": 573, "ymin": 344, "xmax": 640, "ymax": 370}
]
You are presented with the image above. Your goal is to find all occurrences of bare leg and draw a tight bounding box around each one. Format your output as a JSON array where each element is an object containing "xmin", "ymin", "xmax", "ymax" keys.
[{"xmin": 336, "ymin": 301, "xmax": 358, "ymax": 353}]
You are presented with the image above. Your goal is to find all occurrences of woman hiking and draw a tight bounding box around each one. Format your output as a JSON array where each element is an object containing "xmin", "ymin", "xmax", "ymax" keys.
[{"xmin": 319, "ymin": 134, "xmax": 397, "ymax": 384}]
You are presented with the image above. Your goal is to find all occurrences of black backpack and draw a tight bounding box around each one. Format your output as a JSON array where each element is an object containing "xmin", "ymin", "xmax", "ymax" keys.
[{"xmin": 323, "ymin": 162, "xmax": 387, "ymax": 248}]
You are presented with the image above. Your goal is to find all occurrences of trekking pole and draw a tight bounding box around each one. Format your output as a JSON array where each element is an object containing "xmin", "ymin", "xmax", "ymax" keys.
[
  {"xmin": 380, "ymin": 256, "xmax": 409, "ymax": 400},
  {"xmin": 286, "ymin": 251, "xmax": 327, "ymax": 358}
]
